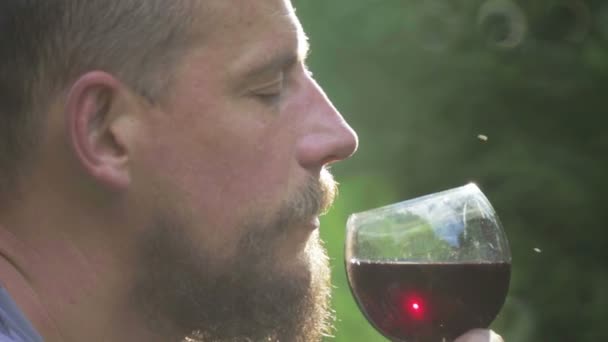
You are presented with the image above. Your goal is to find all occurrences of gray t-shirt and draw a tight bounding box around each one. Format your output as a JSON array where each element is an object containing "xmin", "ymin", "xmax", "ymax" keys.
[{"xmin": 0, "ymin": 288, "xmax": 43, "ymax": 342}]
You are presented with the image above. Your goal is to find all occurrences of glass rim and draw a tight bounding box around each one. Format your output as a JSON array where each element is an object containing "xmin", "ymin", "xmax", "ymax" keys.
[
  {"xmin": 348, "ymin": 182, "xmax": 484, "ymax": 221},
  {"xmin": 345, "ymin": 182, "xmax": 511, "ymax": 263}
]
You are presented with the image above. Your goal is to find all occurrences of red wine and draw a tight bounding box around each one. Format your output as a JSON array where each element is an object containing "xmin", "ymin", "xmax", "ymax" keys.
[{"xmin": 347, "ymin": 260, "xmax": 510, "ymax": 342}]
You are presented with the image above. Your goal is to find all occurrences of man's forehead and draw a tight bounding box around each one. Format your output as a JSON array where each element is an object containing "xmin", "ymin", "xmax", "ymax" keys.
[
  {"xmin": 248, "ymin": 0, "xmax": 309, "ymax": 51},
  {"xmin": 202, "ymin": 0, "xmax": 309, "ymax": 79},
  {"xmin": 201, "ymin": 0, "xmax": 300, "ymax": 30}
]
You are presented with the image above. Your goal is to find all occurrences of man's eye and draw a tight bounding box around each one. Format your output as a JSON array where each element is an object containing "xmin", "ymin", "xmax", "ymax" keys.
[
  {"xmin": 251, "ymin": 74, "xmax": 285, "ymax": 106},
  {"xmin": 256, "ymin": 90, "xmax": 282, "ymax": 104},
  {"xmin": 254, "ymin": 82, "xmax": 283, "ymax": 105}
]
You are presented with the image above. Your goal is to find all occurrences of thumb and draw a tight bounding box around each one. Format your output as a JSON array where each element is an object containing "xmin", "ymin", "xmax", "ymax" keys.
[{"xmin": 454, "ymin": 329, "xmax": 504, "ymax": 342}]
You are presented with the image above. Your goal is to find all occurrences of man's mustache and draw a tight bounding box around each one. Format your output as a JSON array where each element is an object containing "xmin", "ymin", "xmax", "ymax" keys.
[{"xmin": 280, "ymin": 168, "xmax": 338, "ymax": 229}]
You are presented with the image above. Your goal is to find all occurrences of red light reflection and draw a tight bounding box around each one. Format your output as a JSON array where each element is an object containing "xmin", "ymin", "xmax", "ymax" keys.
[{"xmin": 402, "ymin": 294, "xmax": 426, "ymax": 320}]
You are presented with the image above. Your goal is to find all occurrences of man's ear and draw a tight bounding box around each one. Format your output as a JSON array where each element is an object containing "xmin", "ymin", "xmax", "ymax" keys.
[{"xmin": 66, "ymin": 71, "xmax": 137, "ymax": 190}]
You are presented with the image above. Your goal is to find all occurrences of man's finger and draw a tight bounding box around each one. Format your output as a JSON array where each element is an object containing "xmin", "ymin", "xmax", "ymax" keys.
[{"xmin": 454, "ymin": 329, "xmax": 504, "ymax": 342}]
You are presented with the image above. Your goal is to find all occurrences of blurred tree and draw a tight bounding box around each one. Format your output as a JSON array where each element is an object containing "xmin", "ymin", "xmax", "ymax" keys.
[{"xmin": 295, "ymin": 0, "xmax": 608, "ymax": 341}]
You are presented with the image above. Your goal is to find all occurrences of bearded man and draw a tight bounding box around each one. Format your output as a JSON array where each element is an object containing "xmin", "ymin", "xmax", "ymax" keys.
[{"xmin": 0, "ymin": 1, "xmax": 503, "ymax": 341}]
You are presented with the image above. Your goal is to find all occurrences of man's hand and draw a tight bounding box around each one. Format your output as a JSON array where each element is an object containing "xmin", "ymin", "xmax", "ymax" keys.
[{"xmin": 455, "ymin": 329, "xmax": 504, "ymax": 342}]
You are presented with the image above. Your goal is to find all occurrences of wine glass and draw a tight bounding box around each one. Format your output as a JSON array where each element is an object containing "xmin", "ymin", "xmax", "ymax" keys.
[{"xmin": 345, "ymin": 183, "xmax": 511, "ymax": 342}]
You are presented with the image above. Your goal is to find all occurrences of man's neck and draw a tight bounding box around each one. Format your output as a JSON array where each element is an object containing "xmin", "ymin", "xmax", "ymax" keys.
[
  {"xmin": 0, "ymin": 227, "xmax": 65, "ymax": 341},
  {"xmin": 0, "ymin": 219, "xmax": 173, "ymax": 342}
]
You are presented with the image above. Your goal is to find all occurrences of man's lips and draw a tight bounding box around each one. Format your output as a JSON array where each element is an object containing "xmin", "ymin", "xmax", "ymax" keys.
[{"xmin": 275, "ymin": 217, "xmax": 320, "ymax": 258}]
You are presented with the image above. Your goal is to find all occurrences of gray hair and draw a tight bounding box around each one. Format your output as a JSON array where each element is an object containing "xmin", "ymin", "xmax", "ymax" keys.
[{"xmin": 0, "ymin": 0, "xmax": 199, "ymax": 197}]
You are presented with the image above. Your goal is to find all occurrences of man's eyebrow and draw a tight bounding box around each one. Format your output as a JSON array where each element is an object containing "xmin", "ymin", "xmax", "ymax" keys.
[
  {"xmin": 242, "ymin": 34, "xmax": 311, "ymax": 80},
  {"xmin": 299, "ymin": 31, "xmax": 311, "ymax": 62}
]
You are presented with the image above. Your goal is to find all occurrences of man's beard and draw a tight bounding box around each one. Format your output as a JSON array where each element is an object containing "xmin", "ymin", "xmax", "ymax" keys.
[{"xmin": 132, "ymin": 170, "xmax": 337, "ymax": 341}]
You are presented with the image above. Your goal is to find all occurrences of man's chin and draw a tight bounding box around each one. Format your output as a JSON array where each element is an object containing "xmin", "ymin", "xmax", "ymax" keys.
[
  {"xmin": 272, "ymin": 224, "xmax": 322, "ymax": 266},
  {"xmin": 181, "ymin": 233, "xmax": 333, "ymax": 342},
  {"xmin": 136, "ymin": 213, "xmax": 334, "ymax": 342},
  {"xmin": 137, "ymin": 169, "xmax": 337, "ymax": 341}
]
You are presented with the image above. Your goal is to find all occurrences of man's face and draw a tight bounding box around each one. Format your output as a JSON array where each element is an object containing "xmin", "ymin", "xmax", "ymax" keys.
[{"xmin": 128, "ymin": 0, "xmax": 358, "ymax": 340}]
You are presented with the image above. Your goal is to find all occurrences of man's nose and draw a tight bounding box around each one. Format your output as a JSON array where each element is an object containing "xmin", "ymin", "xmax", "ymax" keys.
[{"xmin": 295, "ymin": 78, "xmax": 359, "ymax": 170}]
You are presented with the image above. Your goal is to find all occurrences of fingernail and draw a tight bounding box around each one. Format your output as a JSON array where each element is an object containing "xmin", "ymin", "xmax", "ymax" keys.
[{"xmin": 490, "ymin": 331, "xmax": 504, "ymax": 342}]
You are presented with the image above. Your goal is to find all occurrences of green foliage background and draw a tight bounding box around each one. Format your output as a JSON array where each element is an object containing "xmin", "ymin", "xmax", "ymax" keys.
[{"xmin": 294, "ymin": 1, "xmax": 608, "ymax": 341}]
